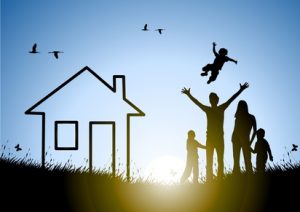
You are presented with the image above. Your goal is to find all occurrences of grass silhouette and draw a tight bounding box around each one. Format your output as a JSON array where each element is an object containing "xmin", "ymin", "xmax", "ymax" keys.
[{"xmin": 1, "ymin": 155, "xmax": 299, "ymax": 212}]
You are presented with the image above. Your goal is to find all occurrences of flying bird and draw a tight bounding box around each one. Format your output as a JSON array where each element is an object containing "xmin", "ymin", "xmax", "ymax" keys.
[
  {"xmin": 48, "ymin": 51, "xmax": 64, "ymax": 59},
  {"xmin": 15, "ymin": 144, "xmax": 22, "ymax": 152},
  {"xmin": 292, "ymin": 144, "xmax": 298, "ymax": 151},
  {"xmin": 155, "ymin": 28, "xmax": 165, "ymax": 34},
  {"xmin": 142, "ymin": 24, "xmax": 149, "ymax": 31},
  {"xmin": 29, "ymin": 43, "xmax": 39, "ymax": 54}
]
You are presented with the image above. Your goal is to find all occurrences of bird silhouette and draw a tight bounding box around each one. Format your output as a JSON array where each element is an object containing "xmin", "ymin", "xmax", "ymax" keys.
[
  {"xmin": 155, "ymin": 28, "xmax": 165, "ymax": 34},
  {"xmin": 48, "ymin": 51, "xmax": 64, "ymax": 59},
  {"xmin": 15, "ymin": 144, "xmax": 22, "ymax": 151},
  {"xmin": 292, "ymin": 144, "xmax": 298, "ymax": 151},
  {"xmin": 142, "ymin": 24, "xmax": 149, "ymax": 31},
  {"xmin": 29, "ymin": 43, "xmax": 39, "ymax": 54}
]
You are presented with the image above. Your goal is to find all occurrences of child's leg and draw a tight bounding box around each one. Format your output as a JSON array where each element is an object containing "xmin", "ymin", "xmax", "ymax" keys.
[
  {"xmin": 207, "ymin": 70, "xmax": 219, "ymax": 84},
  {"xmin": 201, "ymin": 64, "xmax": 212, "ymax": 76},
  {"xmin": 192, "ymin": 159, "xmax": 199, "ymax": 183},
  {"xmin": 256, "ymin": 159, "xmax": 265, "ymax": 173},
  {"xmin": 181, "ymin": 158, "xmax": 192, "ymax": 183}
]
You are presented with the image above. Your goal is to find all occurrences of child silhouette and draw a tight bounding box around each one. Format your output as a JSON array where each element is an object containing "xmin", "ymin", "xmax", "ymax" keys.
[
  {"xmin": 201, "ymin": 42, "xmax": 237, "ymax": 84},
  {"xmin": 251, "ymin": 128, "xmax": 273, "ymax": 173},
  {"xmin": 180, "ymin": 130, "xmax": 206, "ymax": 184}
]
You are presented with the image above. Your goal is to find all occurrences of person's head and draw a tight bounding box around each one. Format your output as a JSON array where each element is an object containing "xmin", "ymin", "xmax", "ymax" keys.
[
  {"xmin": 235, "ymin": 100, "xmax": 249, "ymax": 117},
  {"xmin": 256, "ymin": 128, "xmax": 265, "ymax": 139},
  {"xmin": 188, "ymin": 130, "xmax": 196, "ymax": 139},
  {"xmin": 209, "ymin": 92, "xmax": 219, "ymax": 107},
  {"xmin": 219, "ymin": 48, "xmax": 228, "ymax": 56}
]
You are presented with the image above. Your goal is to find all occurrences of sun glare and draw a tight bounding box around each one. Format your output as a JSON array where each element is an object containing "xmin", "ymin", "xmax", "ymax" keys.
[{"xmin": 144, "ymin": 155, "xmax": 185, "ymax": 184}]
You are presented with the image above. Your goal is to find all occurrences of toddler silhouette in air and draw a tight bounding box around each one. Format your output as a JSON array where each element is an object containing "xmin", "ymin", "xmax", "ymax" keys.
[
  {"xmin": 201, "ymin": 42, "xmax": 238, "ymax": 84},
  {"xmin": 251, "ymin": 128, "xmax": 273, "ymax": 173},
  {"xmin": 180, "ymin": 130, "xmax": 206, "ymax": 184}
]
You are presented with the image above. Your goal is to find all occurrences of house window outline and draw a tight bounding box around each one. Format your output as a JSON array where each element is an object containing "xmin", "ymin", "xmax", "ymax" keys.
[{"xmin": 55, "ymin": 121, "xmax": 79, "ymax": 150}]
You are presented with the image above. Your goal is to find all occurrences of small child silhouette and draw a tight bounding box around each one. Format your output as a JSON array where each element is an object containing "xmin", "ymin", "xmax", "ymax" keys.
[
  {"xmin": 180, "ymin": 130, "xmax": 206, "ymax": 184},
  {"xmin": 201, "ymin": 42, "xmax": 237, "ymax": 84},
  {"xmin": 251, "ymin": 128, "xmax": 273, "ymax": 173}
]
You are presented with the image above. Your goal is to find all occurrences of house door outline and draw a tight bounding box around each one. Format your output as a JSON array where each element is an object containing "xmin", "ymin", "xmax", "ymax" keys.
[{"xmin": 89, "ymin": 121, "xmax": 116, "ymax": 176}]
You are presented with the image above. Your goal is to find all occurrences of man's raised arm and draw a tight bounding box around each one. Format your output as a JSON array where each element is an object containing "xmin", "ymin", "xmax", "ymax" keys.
[
  {"xmin": 222, "ymin": 82, "xmax": 249, "ymax": 109},
  {"xmin": 181, "ymin": 87, "xmax": 207, "ymax": 111}
]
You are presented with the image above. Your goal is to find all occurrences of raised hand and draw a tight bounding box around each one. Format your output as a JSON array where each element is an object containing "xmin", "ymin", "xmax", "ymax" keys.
[
  {"xmin": 181, "ymin": 87, "xmax": 191, "ymax": 95},
  {"xmin": 213, "ymin": 42, "xmax": 216, "ymax": 46},
  {"xmin": 240, "ymin": 82, "xmax": 249, "ymax": 90}
]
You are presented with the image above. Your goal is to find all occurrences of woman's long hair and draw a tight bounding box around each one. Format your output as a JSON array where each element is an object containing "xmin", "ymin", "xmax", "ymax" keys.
[{"xmin": 235, "ymin": 100, "xmax": 249, "ymax": 118}]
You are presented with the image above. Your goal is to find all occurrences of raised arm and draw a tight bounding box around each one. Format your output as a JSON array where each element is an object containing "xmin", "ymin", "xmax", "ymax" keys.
[
  {"xmin": 222, "ymin": 82, "xmax": 249, "ymax": 109},
  {"xmin": 181, "ymin": 87, "xmax": 208, "ymax": 111},
  {"xmin": 212, "ymin": 42, "xmax": 218, "ymax": 57},
  {"xmin": 250, "ymin": 116, "xmax": 257, "ymax": 145}
]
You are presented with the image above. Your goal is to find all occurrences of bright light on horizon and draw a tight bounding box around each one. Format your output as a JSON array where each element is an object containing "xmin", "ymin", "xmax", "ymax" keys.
[{"xmin": 144, "ymin": 155, "xmax": 186, "ymax": 184}]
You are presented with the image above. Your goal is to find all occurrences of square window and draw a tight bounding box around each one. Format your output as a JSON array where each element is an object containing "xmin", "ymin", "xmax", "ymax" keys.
[{"xmin": 55, "ymin": 121, "xmax": 78, "ymax": 150}]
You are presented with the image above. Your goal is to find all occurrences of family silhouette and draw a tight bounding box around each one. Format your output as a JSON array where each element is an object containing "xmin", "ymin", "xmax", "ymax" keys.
[
  {"xmin": 182, "ymin": 83, "xmax": 249, "ymax": 181},
  {"xmin": 181, "ymin": 41, "xmax": 274, "ymax": 182}
]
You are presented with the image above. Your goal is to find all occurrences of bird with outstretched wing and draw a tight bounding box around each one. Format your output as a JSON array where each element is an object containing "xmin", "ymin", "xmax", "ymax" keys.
[
  {"xmin": 48, "ymin": 51, "xmax": 64, "ymax": 59},
  {"xmin": 155, "ymin": 28, "xmax": 165, "ymax": 34}
]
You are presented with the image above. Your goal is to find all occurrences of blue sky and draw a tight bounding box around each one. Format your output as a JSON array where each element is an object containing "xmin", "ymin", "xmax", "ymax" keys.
[{"xmin": 2, "ymin": 0, "xmax": 300, "ymax": 177}]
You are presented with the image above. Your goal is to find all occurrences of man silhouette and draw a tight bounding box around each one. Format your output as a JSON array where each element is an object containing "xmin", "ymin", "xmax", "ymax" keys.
[{"xmin": 182, "ymin": 82, "xmax": 249, "ymax": 181}]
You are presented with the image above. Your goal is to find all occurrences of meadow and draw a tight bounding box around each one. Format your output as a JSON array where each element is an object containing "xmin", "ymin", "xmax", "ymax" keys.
[{"xmin": 1, "ymin": 155, "xmax": 299, "ymax": 212}]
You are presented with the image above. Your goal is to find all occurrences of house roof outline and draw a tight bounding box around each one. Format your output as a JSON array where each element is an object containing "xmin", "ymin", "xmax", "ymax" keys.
[{"xmin": 25, "ymin": 66, "xmax": 145, "ymax": 116}]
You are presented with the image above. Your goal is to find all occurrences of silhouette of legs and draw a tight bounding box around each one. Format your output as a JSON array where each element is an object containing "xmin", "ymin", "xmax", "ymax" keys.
[
  {"xmin": 206, "ymin": 144, "xmax": 214, "ymax": 181},
  {"xmin": 181, "ymin": 158, "xmax": 199, "ymax": 183},
  {"xmin": 181, "ymin": 163, "xmax": 192, "ymax": 183},
  {"xmin": 256, "ymin": 159, "xmax": 266, "ymax": 173},
  {"xmin": 232, "ymin": 142, "xmax": 241, "ymax": 173},
  {"xmin": 201, "ymin": 64, "xmax": 212, "ymax": 76},
  {"xmin": 241, "ymin": 144, "xmax": 253, "ymax": 174},
  {"xmin": 192, "ymin": 159, "xmax": 199, "ymax": 183},
  {"xmin": 207, "ymin": 70, "xmax": 219, "ymax": 84},
  {"xmin": 216, "ymin": 142, "xmax": 224, "ymax": 179}
]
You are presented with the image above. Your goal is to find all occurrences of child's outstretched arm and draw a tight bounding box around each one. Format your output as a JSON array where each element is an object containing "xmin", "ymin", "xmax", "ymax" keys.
[
  {"xmin": 227, "ymin": 57, "xmax": 238, "ymax": 64},
  {"xmin": 250, "ymin": 120, "xmax": 257, "ymax": 145},
  {"xmin": 267, "ymin": 143, "xmax": 273, "ymax": 161},
  {"xmin": 251, "ymin": 143, "xmax": 257, "ymax": 154},
  {"xmin": 196, "ymin": 140, "xmax": 206, "ymax": 149},
  {"xmin": 213, "ymin": 42, "xmax": 218, "ymax": 57}
]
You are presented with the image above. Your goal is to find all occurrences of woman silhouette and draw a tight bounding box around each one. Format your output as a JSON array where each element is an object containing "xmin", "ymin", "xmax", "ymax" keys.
[{"xmin": 232, "ymin": 100, "xmax": 257, "ymax": 174}]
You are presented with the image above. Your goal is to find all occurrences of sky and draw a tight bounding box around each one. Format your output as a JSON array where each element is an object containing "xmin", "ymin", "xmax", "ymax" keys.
[{"xmin": 2, "ymin": 0, "xmax": 300, "ymax": 179}]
